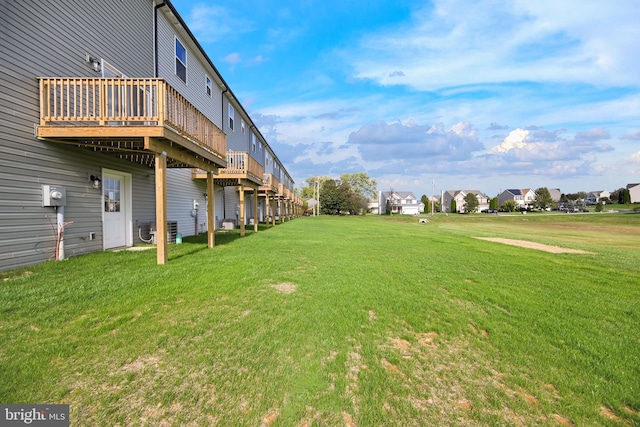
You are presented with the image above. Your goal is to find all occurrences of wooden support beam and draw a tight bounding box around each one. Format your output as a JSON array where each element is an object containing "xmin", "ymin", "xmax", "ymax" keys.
[
  {"xmin": 207, "ymin": 172, "xmax": 215, "ymax": 248},
  {"xmin": 272, "ymin": 196, "xmax": 276, "ymax": 226},
  {"xmin": 155, "ymin": 151, "xmax": 168, "ymax": 265},
  {"xmin": 239, "ymin": 186, "xmax": 246, "ymax": 237},
  {"xmin": 145, "ymin": 137, "xmax": 221, "ymax": 171},
  {"xmin": 254, "ymin": 189, "xmax": 259, "ymax": 233}
]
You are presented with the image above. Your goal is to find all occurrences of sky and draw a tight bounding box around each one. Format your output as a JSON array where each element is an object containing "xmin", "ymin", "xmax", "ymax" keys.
[{"xmin": 171, "ymin": 0, "xmax": 640, "ymax": 198}]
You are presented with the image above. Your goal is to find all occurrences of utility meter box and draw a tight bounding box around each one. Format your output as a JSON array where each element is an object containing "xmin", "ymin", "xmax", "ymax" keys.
[{"xmin": 42, "ymin": 185, "xmax": 67, "ymax": 207}]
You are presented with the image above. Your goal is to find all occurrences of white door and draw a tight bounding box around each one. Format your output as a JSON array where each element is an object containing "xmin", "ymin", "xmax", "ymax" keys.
[{"xmin": 103, "ymin": 170, "xmax": 131, "ymax": 249}]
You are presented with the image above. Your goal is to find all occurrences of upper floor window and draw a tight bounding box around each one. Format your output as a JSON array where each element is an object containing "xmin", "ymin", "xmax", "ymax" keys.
[
  {"xmin": 241, "ymin": 119, "xmax": 246, "ymax": 134},
  {"xmin": 175, "ymin": 38, "xmax": 187, "ymax": 83},
  {"xmin": 205, "ymin": 76, "xmax": 212, "ymax": 96},
  {"xmin": 251, "ymin": 134, "xmax": 256, "ymax": 152},
  {"xmin": 228, "ymin": 105, "xmax": 234, "ymax": 130}
]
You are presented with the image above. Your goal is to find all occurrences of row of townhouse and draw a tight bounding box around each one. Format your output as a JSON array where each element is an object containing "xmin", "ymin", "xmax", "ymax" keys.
[{"xmin": 0, "ymin": 0, "xmax": 301, "ymax": 272}]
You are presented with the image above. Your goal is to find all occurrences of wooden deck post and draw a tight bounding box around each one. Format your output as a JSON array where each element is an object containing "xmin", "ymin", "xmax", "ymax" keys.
[
  {"xmin": 239, "ymin": 186, "xmax": 245, "ymax": 237},
  {"xmin": 254, "ymin": 189, "xmax": 259, "ymax": 232},
  {"xmin": 272, "ymin": 196, "xmax": 276, "ymax": 226},
  {"xmin": 207, "ymin": 171, "xmax": 215, "ymax": 248},
  {"xmin": 155, "ymin": 150, "xmax": 168, "ymax": 265}
]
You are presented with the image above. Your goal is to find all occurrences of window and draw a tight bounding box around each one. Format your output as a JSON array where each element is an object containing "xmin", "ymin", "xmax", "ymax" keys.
[
  {"xmin": 228, "ymin": 105, "xmax": 234, "ymax": 130},
  {"xmin": 205, "ymin": 76, "xmax": 211, "ymax": 96},
  {"xmin": 241, "ymin": 119, "xmax": 245, "ymax": 134},
  {"xmin": 175, "ymin": 38, "xmax": 187, "ymax": 83},
  {"xmin": 252, "ymin": 134, "xmax": 256, "ymax": 152},
  {"xmin": 103, "ymin": 178, "xmax": 121, "ymax": 213}
]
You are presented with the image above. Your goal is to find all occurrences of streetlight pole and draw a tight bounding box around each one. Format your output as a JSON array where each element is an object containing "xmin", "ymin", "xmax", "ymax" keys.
[{"xmin": 431, "ymin": 178, "xmax": 441, "ymax": 216}]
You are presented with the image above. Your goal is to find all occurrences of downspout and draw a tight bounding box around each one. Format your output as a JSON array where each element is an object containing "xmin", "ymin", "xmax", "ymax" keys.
[
  {"xmin": 221, "ymin": 88, "xmax": 228, "ymax": 221},
  {"xmin": 221, "ymin": 88, "xmax": 228, "ymax": 132},
  {"xmin": 154, "ymin": 1, "xmax": 167, "ymax": 78}
]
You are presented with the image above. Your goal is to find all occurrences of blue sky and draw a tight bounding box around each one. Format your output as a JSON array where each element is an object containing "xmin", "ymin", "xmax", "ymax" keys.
[{"xmin": 171, "ymin": 0, "xmax": 640, "ymax": 198}]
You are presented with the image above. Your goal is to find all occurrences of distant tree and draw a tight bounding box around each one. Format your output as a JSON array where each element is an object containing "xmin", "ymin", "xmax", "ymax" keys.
[
  {"xmin": 300, "ymin": 176, "xmax": 332, "ymax": 199},
  {"xmin": 610, "ymin": 188, "xmax": 623, "ymax": 204},
  {"xmin": 489, "ymin": 197, "xmax": 499, "ymax": 210},
  {"xmin": 421, "ymin": 194, "xmax": 429, "ymax": 213},
  {"xmin": 340, "ymin": 172, "xmax": 377, "ymax": 201},
  {"xmin": 595, "ymin": 202, "xmax": 604, "ymax": 212},
  {"xmin": 533, "ymin": 187, "xmax": 553, "ymax": 210},
  {"xmin": 623, "ymin": 188, "xmax": 631, "ymax": 206},
  {"xmin": 463, "ymin": 193, "xmax": 479, "ymax": 213},
  {"xmin": 339, "ymin": 181, "xmax": 365, "ymax": 214},
  {"xmin": 385, "ymin": 199, "xmax": 391, "ymax": 215},
  {"xmin": 319, "ymin": 179, "xmax": 341, "ymax": 215},
  {"xmin": 451, "ymin": 199, "xmax": 457, "ymax": 213},
  {"xmin": 566, "ymin": 192, "xmax": 587, "ymax": 201},
  {"xmin": 560, "ymin": 193, "xmax": 568, "ymax": 203},
  {"xmin": 501, "ymin": 200, "xmax": 517, "ymax": 212}
]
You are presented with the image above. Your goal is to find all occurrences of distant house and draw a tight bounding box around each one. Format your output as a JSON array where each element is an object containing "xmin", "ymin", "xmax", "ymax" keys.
[
  {"xmin": 442, "ymin": 190, "xmax": 489, "ymax": 213},
  {"xmin": 585, "ymin": 191, "xmax": 611, "ymax": 205},
  {"xmin": 627, "ymin": 184, "xmax": 640, "ymax": 203},
  {"xmin": 379, "ymin": 191, "xmax": 424, "ymax": 215},
  {"xmin": 367, "ymin": 199, "xmax": 380, "ymax": 214},
  {"xmin": 548, "ymin": 188, "xmax": 562, "ymax": 203},
  {"xmin": 304, "ymin": 198, "xmax": 318, "ymax": 211},
  {"xmin": 498, "ymin": 189, "xmax": 536, "ymax": 209}
]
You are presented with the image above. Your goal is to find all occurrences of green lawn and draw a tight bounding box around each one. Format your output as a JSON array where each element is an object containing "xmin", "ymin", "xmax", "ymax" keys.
[{"xmin": 1, "ymin": 213, "xmax": 639, "ymax": 426}]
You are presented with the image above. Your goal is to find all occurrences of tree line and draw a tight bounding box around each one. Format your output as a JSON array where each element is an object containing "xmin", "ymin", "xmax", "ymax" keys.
[{"xmin": 299, "ymin": 172, "xmax": 377, "ymax": 215}]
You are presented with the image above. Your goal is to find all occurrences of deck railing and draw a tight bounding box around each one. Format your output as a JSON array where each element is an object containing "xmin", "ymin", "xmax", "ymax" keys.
[
  {"xmin": 38, "ymin": 77, "xmax": 225, "ymax": 157},
  {"xmin": 220, "ymin": 152, "xmax": 263, "ymax": 179},
  {"xmin": 262, "ymin": 173, "xmax": 279, "ymax": 192}
]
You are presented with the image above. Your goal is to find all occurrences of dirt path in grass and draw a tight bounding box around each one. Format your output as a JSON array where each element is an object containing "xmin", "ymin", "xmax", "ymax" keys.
[{"xmin": 477, "ymin": 237, "xmax": 594, "ymax": 254}]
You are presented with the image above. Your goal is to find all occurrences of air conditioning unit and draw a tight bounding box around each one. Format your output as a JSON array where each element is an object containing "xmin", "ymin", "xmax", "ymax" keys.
[{"xmin": 149, "ymin": 221, "xmax": 178, "ymax": 244}]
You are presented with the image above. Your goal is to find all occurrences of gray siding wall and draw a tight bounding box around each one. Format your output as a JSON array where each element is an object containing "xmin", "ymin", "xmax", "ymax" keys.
[
  {"xmin": 223, "ymin": 187, "xmax": 240, "ymax": 222},
  {"xmin": 253, "ymin": 131, "xmax": 265, "ymax": 166},
  {"xmin": 166, "ymin": 169, "xmax": 210, "ymax": 236},
  {"xmin": 156, "ymin": 8, "xmax": 223, "ymax": 128},
  {"xmin": 0, "ymin": 0, "xmax": 156, "ymax": 272},
  {"xmin": 220, "ymin": 187, "xmax": 257, "ymax": 226},
  {"xmin": 223, "ymin": 95, "xmax": 250, "ymax": 152}
]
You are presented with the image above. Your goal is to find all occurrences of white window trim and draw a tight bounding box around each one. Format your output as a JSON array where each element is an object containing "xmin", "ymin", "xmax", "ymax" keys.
[
  {"xmin": 175, "ymin": 37, "xmax": 187, "ymax": 84},
  {"xmin": 228, "ymin": 104, "xmax": 234, "ymax": 131},
  {"xmin": 205, "ymin": 75, "xmax": 212, "ymax": 97}
]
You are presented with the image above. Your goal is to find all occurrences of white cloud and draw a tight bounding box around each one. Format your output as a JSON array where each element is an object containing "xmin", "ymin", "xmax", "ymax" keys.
[
  {"xmin": 185, "ymin": 4, "xmax": 254, "ymax": 43},
  {"xmin": 222, "ymin": 53, "xmax": 242, "ymax": 64},
  {"xmin": 349, "ymin": 120, "xmax": 483, "ymax": 162},
  {"xmin": 491, "ymin": 129, "xmax": 530, "ymax": 153},
  {"xmin": 346, "ymin": 0, "xmax": 640, "ymax": 90}
]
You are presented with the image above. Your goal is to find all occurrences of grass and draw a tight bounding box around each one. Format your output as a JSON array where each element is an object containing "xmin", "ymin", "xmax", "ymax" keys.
[{"xmin": 1, "ymin": 213, "xmax": 639, "ymax": 426}]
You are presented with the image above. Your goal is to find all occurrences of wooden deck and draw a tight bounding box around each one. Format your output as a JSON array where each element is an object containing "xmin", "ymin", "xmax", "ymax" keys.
[
  {"xmin": 37, "ymin": 77, "xmax": 226, "ymax": 170},
  {"xmin": 36, "ymin": 77, "xmax": 227, "ymax": 265}
]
